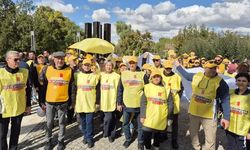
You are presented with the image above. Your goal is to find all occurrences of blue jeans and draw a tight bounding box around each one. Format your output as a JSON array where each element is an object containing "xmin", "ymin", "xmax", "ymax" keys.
[
  {"xmin": 79, "ymin": 113, "xmax": 94, "ymax": 142},
  {"xmin": 122, "ymin": 110, "xmax": 143, "ymax": 143}
]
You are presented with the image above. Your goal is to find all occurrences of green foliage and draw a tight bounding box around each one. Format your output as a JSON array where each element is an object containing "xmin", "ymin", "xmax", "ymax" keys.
[
  {"xmin": 115, "ymin": 21, "xmax": 154, "ymax": 56},
  {"xmin": 0, "ymin": 0, "xmax": 83, "ymax": 57}
]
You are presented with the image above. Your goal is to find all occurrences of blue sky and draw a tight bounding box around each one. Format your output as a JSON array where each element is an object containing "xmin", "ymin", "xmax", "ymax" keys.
[{"xmin": 34, "ymin": 0, "xmax": 250, "ymax": 42}]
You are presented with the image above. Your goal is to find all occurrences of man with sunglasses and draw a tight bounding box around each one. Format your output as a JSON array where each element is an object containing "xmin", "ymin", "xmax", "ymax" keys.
[
  {"xmin": 175, "ymin": 60, "xmax": 230, "ymax": 150},
  {"xmin": 40, "ymin": 51, "xmax": 74, "ymax": 150},
  {"xmin": 117, "ymin": 56, "xmax": 145, "ymax": 150},
  {"xmin": 152, "ymin": 55, "xmax": 163, "ymax": 71},
  {"xmin": 214, "ymin": 55, "xmax": 226, "ymax": 74},
  {"xmin": 0, "ymin": 51, "xmax": 31, "ymax": 150}
]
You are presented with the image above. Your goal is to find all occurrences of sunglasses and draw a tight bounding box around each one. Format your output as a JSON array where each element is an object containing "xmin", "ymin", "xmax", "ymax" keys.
[
  {"xmin": 14, "ymin": 58, "xmax": 20, "ymax": 62},
  {"xmin": 153, "ymin": 59, "xmax": 160, "ymax": 62},
  {"xmin": 215, "ymin": 59, "xmax": 221, "ymax": 61}
]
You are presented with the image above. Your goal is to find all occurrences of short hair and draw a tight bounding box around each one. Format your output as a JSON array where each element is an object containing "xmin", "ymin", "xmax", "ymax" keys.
[
  {"xmin": 235, "ymin": 73, "xmax": 250, "ymax": 82},
  {"xmin": 104, "ymin": 60, "xmax": 114, "ymax": 68},
  {"xmin": 28, "ymin": 51, "xmax": 36, "ymax": 55},
  {"xmin": 5, "ymin": 51, "xmax": 19, "ymax": 60}
]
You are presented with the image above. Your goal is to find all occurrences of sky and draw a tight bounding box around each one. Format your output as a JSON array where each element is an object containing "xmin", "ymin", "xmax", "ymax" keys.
[{"xmin": 33, "ymin": 0, "xmax": 250, "ymax": 43}]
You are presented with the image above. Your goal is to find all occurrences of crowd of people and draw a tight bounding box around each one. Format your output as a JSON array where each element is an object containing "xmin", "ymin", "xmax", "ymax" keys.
[{"xmin": 0, "ymin": 49, "xmax": 249, "ymax": 150}]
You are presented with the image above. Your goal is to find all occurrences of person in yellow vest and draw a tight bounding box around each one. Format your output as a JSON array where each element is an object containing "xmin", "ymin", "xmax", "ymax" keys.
[
  {"xmin": 117, "ymin": 56, "xmax": 145, "ymax": 149},
  {"xmin": 175, "ymin": 60, "xmax": 230, "ymax": 150},
  {"xmin": 201, "ymin": 57, "xmax": 206, "ymax": 68},
  {"xmin": 27, "ymin": 51, "xmax": 40, "ymax": 104},
  {"xmin": 152, "ymin": 55, "xmax": 163, "ymax": 70},
  {"xmin": 100, "ymin": 60, "xmax": 120, "ymax": 142},
  {"xmin": 226, "ymin": 73, "xmax": 250, "ymax": 150},
  {"xmin": 182, "ymin": 53, "xmax": 189, "ymax": 68},
  {"xmin": 140, "ymin": 69, "xmax": 173, "ymax": 150},
  {"xmin": 40, "ymin": 51, "xmax": 74, "ymax": 150},
  {"xmin": 0, "ymin": 51, "xmax": 31, "ymax": 150},
  {"xmin": 36, "ymin": 54, "xmax": 46, "ymax": 109},
  {"xmin": 73, "ymin": 58, "xmax": 100, "ymax": 148},
  {"xmin": 67, "ymin": 55, "xmax": 78, "ymax": 72},
  {"xmin": 119, "ymin": 63, "xmax": 127, "ymax": 73},
  {"xmin": 162, "ymin": 60, "xmax": 183, "ymax": 149},
  {"xmin": 214, "ymin": 55, "xmax": 226, "ymax": 74},
  {"xmin": 142, "ymin": 63, "xmax": 152, "ymax": 85}
]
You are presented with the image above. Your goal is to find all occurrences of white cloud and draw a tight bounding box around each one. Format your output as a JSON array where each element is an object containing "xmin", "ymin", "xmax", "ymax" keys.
[
  {"xmin": 92, "ymin": 9, "xmax": 111, "ymax": 22},
  {"xmin": 37, "ymin": 0, "xmax": 76, "ymax": 13},
  {"xmin": 88, "ymin": 0, "xmax": 106, "ymax": 4},
  {"xmin": 113, "ymin": 0, "xmax": 250, "ymax": 41}
]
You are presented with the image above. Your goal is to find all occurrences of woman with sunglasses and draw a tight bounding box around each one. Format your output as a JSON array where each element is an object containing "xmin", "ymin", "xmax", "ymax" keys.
[
  {"xmin": 140, "ymin": 69, "xmax": 173, "ymax": 150},
  {"xmin": 226, "ymin": 73, "xmax": 250, "ymax": 150}
]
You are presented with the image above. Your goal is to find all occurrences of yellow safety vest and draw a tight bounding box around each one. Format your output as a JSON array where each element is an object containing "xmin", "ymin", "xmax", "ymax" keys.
[
  {"xmin": 162, "ymin": 73, "xmax": 182, "ymax": 114},
  {"xmin": 36, "ymin": 64, "xmax": 45, "ymax": 85},
  {"xmin": 228, "ymin": 90, "xmax": 250, "ymax": 136},
  {"xmin": 224, "ymin": 72, "xmax": 236, "ymax": 78},
  {"xmin": 121, "ymin": 70, "xmax": 144, "ymax": 108},
  {"xmin": 189, "ymin": 72, "xmax": 222, "ymax": 119},
  {"xmin": 0, "ymin": 68, "xmax": 28, "ymax": 118},
  {"xmin": 45, "ymin": 66, "xmax": 72, "ymax": 103},
  {"xmin": 143, "ymin": 83, "xmax": 169, "ymax": 130},
  {"xmin": 26, "ymin": 60, "xmax": 33, "ymax": 67},
  {"xmin": 75, "ymin": 72, "xmax": 100, "ymax": 113},
  {"xmin": 100, "ymin": 72, "xmax": 120, "ymax": 112},
  {"xmin": 217, "ymin": 63, "xmax": 225, "ymax": 74}
]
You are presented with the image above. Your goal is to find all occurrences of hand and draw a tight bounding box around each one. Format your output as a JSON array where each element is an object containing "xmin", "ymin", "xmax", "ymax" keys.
[
  {"xmin": 25, "ymin": 106, "xmax": 31, "ymax": 115},
  {"xmin": 174, "ymin": 60, "xmax": 180, "ymax": 67},
  {"xmin": 41, "ymin": 103, "xmax": 46, "ymax": 111},
  {"xmin": 220, "ymin": 118, "xmax": 229, "ymax": 129},
  {"xmin": 247, "ymin": 134, "xmax": 250, "ymax": 140},
  {"xmin": 140, "ymin": 117, "xmax": 145, "ymax": 124},
  {"xmin": 117, "ymin": 105, "xmax": 123, "ymax": 112},
  {"xmin": 95, "ymin": 104, "xmax": 100, "ymax": 112}
]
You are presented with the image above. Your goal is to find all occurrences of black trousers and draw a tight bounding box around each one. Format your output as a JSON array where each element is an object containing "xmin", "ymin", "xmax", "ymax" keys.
[
  {"xmin": 103, "ymin": 111, "xmax": 117, "ymax": 138},
  {"xmin": 172, "ymin": 114, "xmax": 179, "ymax": 141},
  {"xmin": 226, "ymin": 130, "xmax": 249, "ymax": 150},
  {"xmin": 143, "ymin": 130, "xmax": 161, "ymax": 149},
  {"xmin": 0, "ymin": 114, "xmax": 23, "ymax": 150}
]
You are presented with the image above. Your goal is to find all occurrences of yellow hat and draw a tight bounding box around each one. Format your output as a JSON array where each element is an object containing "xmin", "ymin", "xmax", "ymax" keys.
[
  {"xmin": 119, "ymin": 63, "xmax": 127, "ymax": 68},
  {"xmin": 142, "ymin": 64, "xmax": 151, "ymax": 70},
  {"xmin": 223, "ymin": 58, "xmax": 230, "ymax": 63},
  {"xmin": 150, "ymin": 69, "xmax": 162, "ymax": 78},
  {"xmin": 153, "ymin": 55, "xmax": 161, "ymax": 60},
  {"xmin": 182, "ymin": 53, "xmax": 189, "ymax": 56},
  {"xmin": 204, "ymin": 60, "xmax": 218, "ymax": 68},
  {"xmin": 127, "ymin": 56, "xmax": 138, "ymax": 63},
  {"xmin": 163, "ymin": 60, "xmax": 173, "ymax": 68},
  {"xmin": 68, "ymin": 55, "xmax": 77, "ymax": 62},
  {"xmin": 85, "ymin": 54, "xmax": 94, "ymax": 60},
  {"xmin": 115, "ymin": 57, "xmax": 123, "ymax": 62},
  {"xmin": 66, "ymin": 49, "xmax": 75, "ymax": 55},
  {"xmin": 190, "ymin": 51, "xmax": 196, "ymax": 56},
  {"xmin": 82, "ymin": 59, "xmax": 92, "ymax": 65},
  {"xmin": 201, "ymin": 57, "xmax": 206, "ymax": 60},
  {"xmin": 37, "ymin": 54, "xmax": 44, "ymax": 58}
]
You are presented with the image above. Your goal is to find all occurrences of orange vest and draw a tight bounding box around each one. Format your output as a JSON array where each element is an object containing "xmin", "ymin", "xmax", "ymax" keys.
[{"xmin": 45, "ymin": 66, "xmax": 72, "ymax": 102}]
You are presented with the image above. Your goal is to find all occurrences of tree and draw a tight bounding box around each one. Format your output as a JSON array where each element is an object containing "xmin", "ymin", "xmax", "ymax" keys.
[{"xmin": 115, "ymin": 21, "xmax": 154, "ymax": 55}]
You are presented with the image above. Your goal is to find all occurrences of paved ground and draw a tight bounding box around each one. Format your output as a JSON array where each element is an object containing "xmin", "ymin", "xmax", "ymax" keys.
[{"xmin": 17, "ymin": 101, "xmax": 228, "ymax": 150}]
